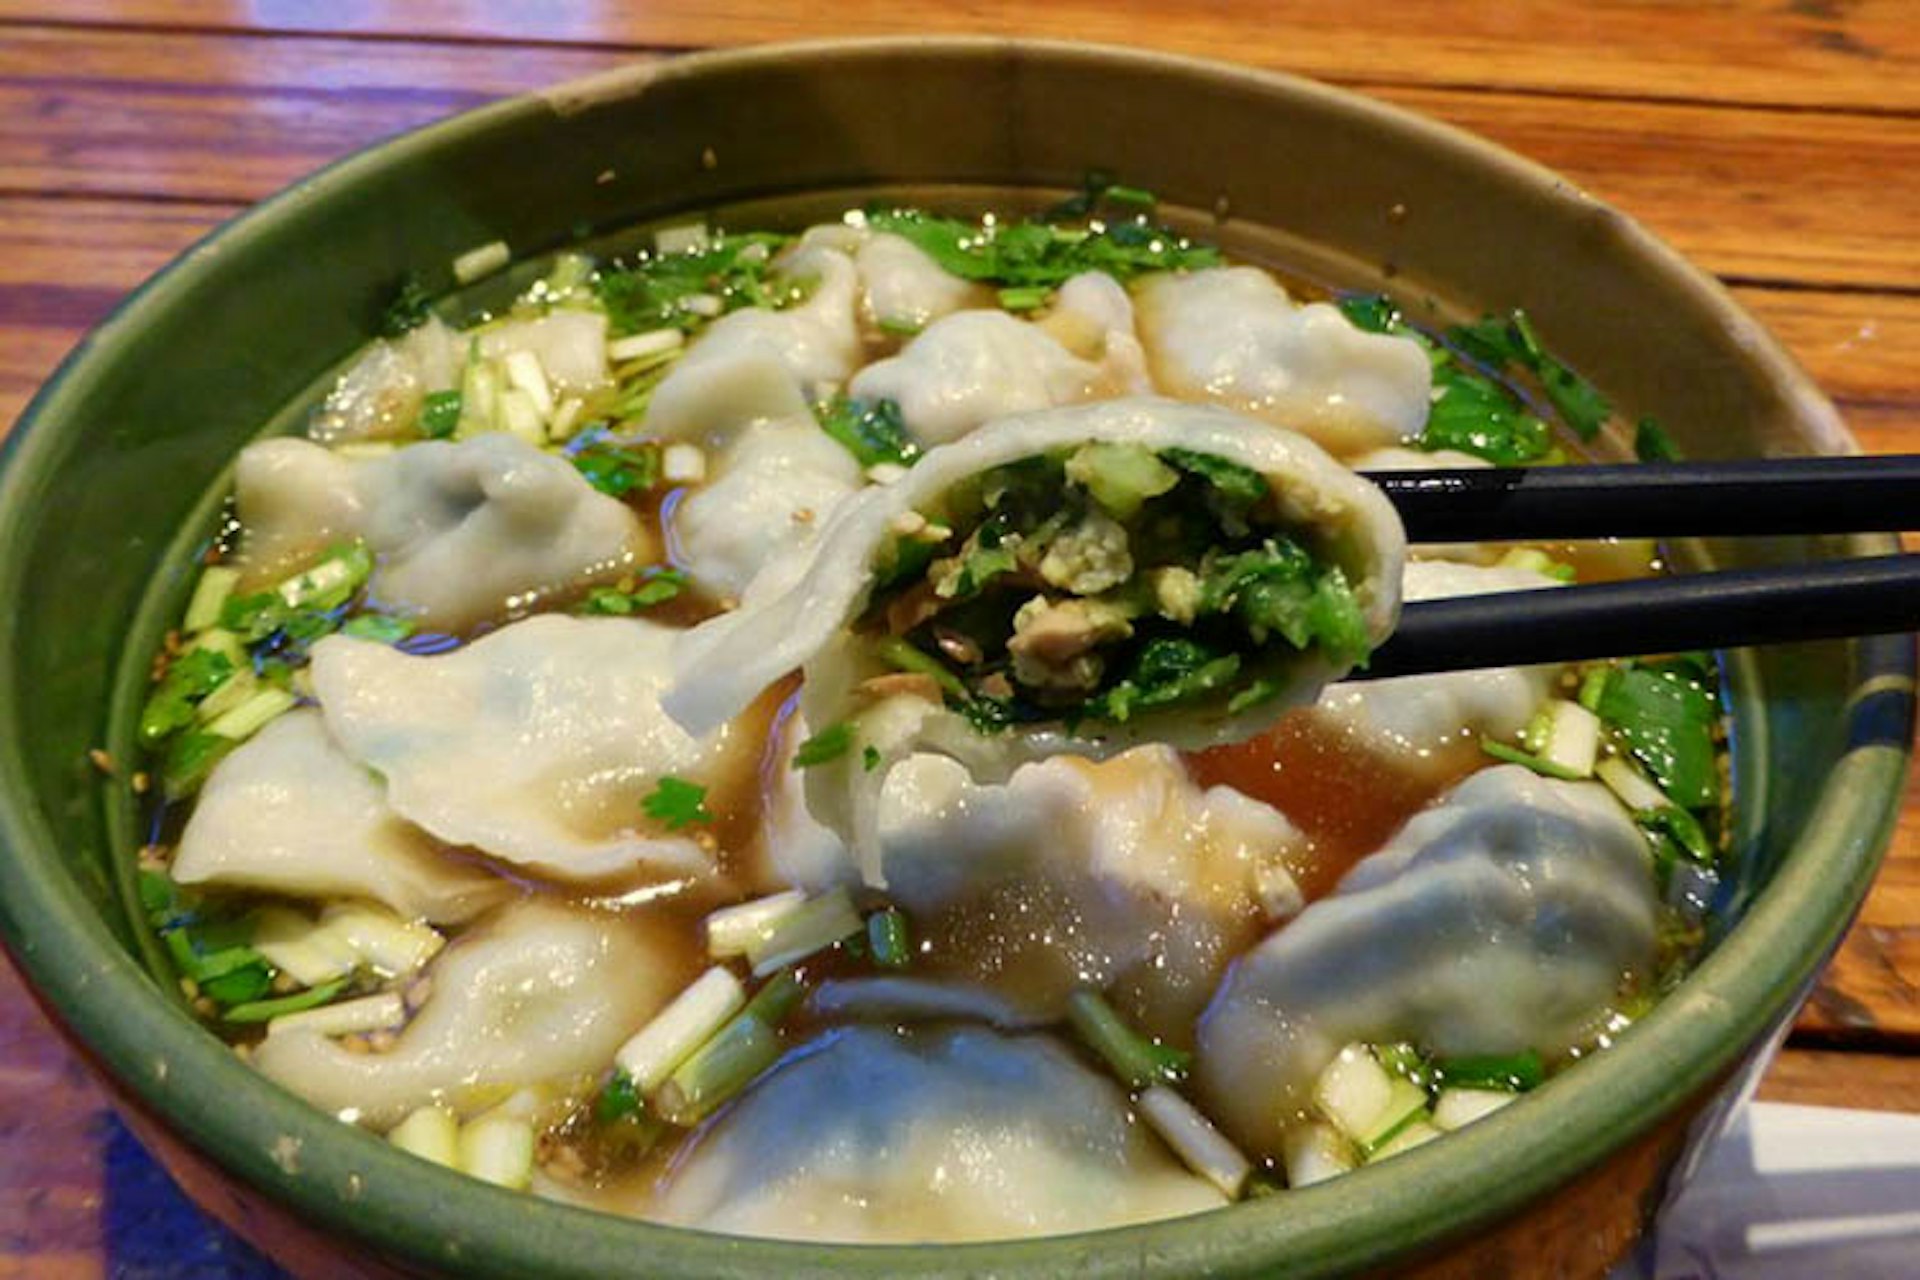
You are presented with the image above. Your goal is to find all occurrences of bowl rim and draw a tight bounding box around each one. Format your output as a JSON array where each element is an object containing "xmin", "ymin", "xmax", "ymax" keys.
[{"xmin": 0, "ymin": 34, "xmax": 1912, "ymax": 1279}]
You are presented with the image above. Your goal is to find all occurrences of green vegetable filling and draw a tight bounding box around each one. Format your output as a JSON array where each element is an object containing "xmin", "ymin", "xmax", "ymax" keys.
[{"xmin": 857, "ymin": 443, "xmax": 1370, "ymax": 732}]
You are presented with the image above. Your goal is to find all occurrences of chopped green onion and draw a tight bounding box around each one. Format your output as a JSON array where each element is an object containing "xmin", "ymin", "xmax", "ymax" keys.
[
  {"xmin": 1480, "ymin": 737, "xmax": 1587, "ymax": 781},
  {"xmin": 867, "ymin": 908, "xmax": 912, "ymax": 969},
  {"xmin": 653, "ymin": 1012, "xmax": 784, "ymax": 1127},
  {"xmin": 182, "ymin": 566, "xmax": 241, "ymax": 634},
  {"xmin": 320, "ymin": 903, "xmax": 445, "ymax": 977},
  {"xmin": 1432, "ymin": 1050, "xmax": 1545, "ymax": 1092},
  {"xmin": 997, "ymin": 285, "xmax": 1051, "ymax": 311},
  {"xmin": 419, "ymin": 390, "xmax": 462, "ymax": 439},
  {"xmin": 1282, "ymin": 1120, "xmax": 1357, "ymax": 1188},
  {"xmin": 746, "ymin": 888, "xmax": 864, "ymax": 977},
  {"xmin": 741, "ymin": 969, "xmax": 808, "ymax": 1027},
  {"xmin": 1596, "ymin": 755, "xmax": 1669, "ymax": 813},
  {"xmin": 224, "ymin": 979, "xmax": 352, "ymax": 1026},
  {"xmin": 138, "ymin": 647, "xmax": 236, "ymax": 745},
  {"xmin": 1634, "ymin": 417, "xmax": 1682, "ymax": 462},
  {"xmin": 388, "ymin": 1105, "xmax": 460, "ymax": 1167},
  {"xmin": 452, "ymin": 239, "xmax": 510, "ymax": 284},
  {"xmin": 704, "ymin": 890, "xmax": 808, "ymax": 959},
  {"xmin": 341, "ymin": 613, "xmax": 416, "ymax": 645},
  {"xmin": 456, "ymin": 1110, "xmax": 535, "ymax": 1189},
  {"xmin": 1137, "ymin": 1085, "xmax": 1250, "ymax": 1198},
  {"xmin": 203, "ymin": 687, "xmax": 297, "ymax": 743},
  {"xmin": 1065, "ymin": 989, "xmax": 1191, "ymax": 1089},
  {"xmin": 873, "ymin": 636, "xmax": 969, "ymax": 701},
  {"xmin": 593, "ymin": 1071, "xmax": 645, "ymax": 1126},
  {"xmin": 1432, "ymin": 1087, "xmax": 1517, "ymax": 1132},
  {"xmin": 160, "ymin": 729, "xmax": 238, "ymax": 800},
  {"xmin": 615, "ymin": 967, "xmax": 746, "ymax": 1091}
]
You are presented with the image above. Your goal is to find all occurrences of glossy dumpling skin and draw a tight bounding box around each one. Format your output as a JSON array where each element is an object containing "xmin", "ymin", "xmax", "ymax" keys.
[
  {"xmin": 763, "ymin": 731, "xmax": 1297, "ymax": 1033},
  {"xmin": 252, "ymin": 900, "xmax": 689, "ymax": 1128},
  {"xmin": 641, "ymin": 246, "xmax": 861, "ymax": 443},
  {"xmin": 1134, "ymin": 267, "xmax": 1431, "ymax": 456},
  {"xmin": 1195, "ymin": 764, "xmax": 1657, "ymax": 1155},
  {"xmin": 1311, "ymin": 559, "xmax": 1565, "ymax": 768},
  {"xmin": 848, "ymin": 272, "xmax": 1151, "ymax": 446},
  {"xmin": 230, "ymin": 433, "xmax": 650, "ymax": 629},
  {"xmin": 668, "ymin": 417, "xmax": 863, "ymax": 602},
  {"xmin": 648, "ymin": 1024, "xmax": 1225, "ymax": 1242},
  {"xmin": 169, "ymin": 709, "xmax": 510, "ymax": 923},
  {"xmin": 310, "ymin": 615, "xmax": 755, "ymax": 885}
]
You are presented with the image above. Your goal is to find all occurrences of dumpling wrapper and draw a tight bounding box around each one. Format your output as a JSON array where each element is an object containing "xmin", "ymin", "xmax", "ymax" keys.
[
  {"xmin": 1312, "ymin": 559, "xmax": 1566, "ymax": 768},
  {"xmin": 647, "ymin": 1024, "xmax": 1226, "ymax": 1242},
  {"xmin": 1135, "ymin": 266, "xmax": 1432, "ymax": 456},
  {"xmin": 641, "ymin": 245, "xmax": 862, "ymax": 444},
  {"xmin": 848, "ymin": 272, "xmax": 1151, "ymax": 446},
  {"xmin": 854, "ymin": 231, "xmax": 988, "ymax": 333},
  {"xmin": 1194, "ymin": 764, "xmax": 1657, "ymax": 1154},
  {"xmin": 761, "ymin": 722, "xmax": 1299, "ymax": 1033},
  {"xmin": 668, "ymin": 417, "xmax": 864, "ymax": 602},
  {"xmin": 665, "ymin": 396, "xmax": 1405, "ymax": 751},
  {"xmin": 253, "ymin": 899, "xmax": 689, "ymax": 1129},
  {"xmin": 230, "ymin": 433, "xmax": 650, "ymax": 628},
  {"xmin": 311, "ymin": 615, "xmax": 755, "ymax": 886},
  {"xmin": 169, "ymin": 709, "xmax": 510, "ymax": 924}
]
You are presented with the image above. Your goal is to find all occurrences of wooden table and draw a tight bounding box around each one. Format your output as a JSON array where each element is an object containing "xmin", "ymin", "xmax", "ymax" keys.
[{"xmin": 0, "ymin": 3, "xmax": 1914, "ymax": 1274}]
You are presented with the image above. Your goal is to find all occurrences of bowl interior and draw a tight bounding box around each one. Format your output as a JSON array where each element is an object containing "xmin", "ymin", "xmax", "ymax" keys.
[{"xmin": 0, "ymin": 38, "xmax": 1910, "ymax": 1279}]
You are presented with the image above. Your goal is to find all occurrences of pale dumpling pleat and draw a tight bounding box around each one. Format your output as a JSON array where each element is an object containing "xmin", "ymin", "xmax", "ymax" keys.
[
  {"xmin": 647, "ymin": 1024, "xmax": 1225, "ymax": 1242},
  {"xmin": 1312, "ymin": 559, "xmax": 1567, "ymax": 768},
  {"xmin": 310, "ymin": 615, "xmax": 754, "ymax": 886},
  {"xmin": 1194, "ymin": 764, "xmax": 1658, "ymax": 1155},
  {"xmin": 169, "ymin": 709, "xmax": 511, "ymax": 924},
  {"xmin": 252, "ymin": 899, "xmax": 690, "ymax": 1129},
  {"xmin": 854, "ymin": 231, "xmax": 986, "ymax": 333},
  {"xmin": 1134, "ymin": 266, "xmax": 1432, "ymax": 456}
]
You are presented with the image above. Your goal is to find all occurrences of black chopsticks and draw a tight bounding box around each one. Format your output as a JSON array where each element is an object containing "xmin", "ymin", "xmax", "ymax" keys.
[
  {"xmin": 1358, "ymin": 554, "xmax": 1920, "ymax": 680},
  {"xmin": 1362, "ymin": 455, "xmax": 1920, "ymax": 541}
]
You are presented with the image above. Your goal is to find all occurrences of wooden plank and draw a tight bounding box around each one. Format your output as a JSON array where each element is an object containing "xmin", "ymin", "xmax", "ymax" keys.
[
  {"xmin": 0, "ymin": 27, "xmax": 1914, "ymax": 289},
  {"xmin": 2, "ymin": 0, "xmax": 1914, "ymax": 114},
  {"xmin": 1757, "ymin": 1046, "xmax": 1920, "ymax": 1111}
]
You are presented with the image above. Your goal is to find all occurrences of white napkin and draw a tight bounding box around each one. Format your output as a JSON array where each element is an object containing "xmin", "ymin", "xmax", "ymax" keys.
[{"xmin": 1624, "ymin": 1102, "xmax": 1920, "ymax": 1279}]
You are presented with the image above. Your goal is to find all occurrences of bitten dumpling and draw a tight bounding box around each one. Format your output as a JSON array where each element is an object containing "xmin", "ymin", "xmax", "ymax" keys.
[
  {"xmin": 169, "ymin": 709, "xmax": 510, "ymax": 924},
  {"xmin": 1134, "ymin": 267, "xmax": 1431, "ymax": 456},
  {"xmin": 1194, "ymin": 765, "xmax": 1657, "ymax": 1155},
  {"xmin": 310, "ymin": 615, "xmax": 756, "ymax": 885},
  {"xmin": 647, "ymin": 1024, "xmax": 1225, "ymax": 1242},
  {"xmin": 252, "ymin": 900, "xmax": 689, "ymax": 1127}
]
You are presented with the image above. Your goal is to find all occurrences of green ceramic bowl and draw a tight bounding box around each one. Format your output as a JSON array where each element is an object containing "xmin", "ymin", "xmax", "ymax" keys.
[{"xmin": 0, "ymin": 38, "xmax": 1909, "ymax": 1279}]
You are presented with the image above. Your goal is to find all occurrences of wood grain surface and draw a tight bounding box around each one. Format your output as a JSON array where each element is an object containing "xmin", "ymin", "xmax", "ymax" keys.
[{"xmin": 0, "ymin": 4, "xmax": 1914, "ymax": 1276}]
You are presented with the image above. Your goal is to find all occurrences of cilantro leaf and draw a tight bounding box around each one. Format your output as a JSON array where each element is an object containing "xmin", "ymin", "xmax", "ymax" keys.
[
  {"xmin": 379, "ymin": 274, "xmax": 434, "ymax": 338},
  {"xmin": 1337, "ymin": 293, "xmax": 1403, "ymax": 334},
  {"xmin": 419, "ymin": 389, "xmax": 462, "ymax": 439},
  {"xmin": 595, "ymin": 232, "xmax": 793, "ymax": 336},
  {"xmin": 866, "ymin": 208, "xmax": 1221, "ymax": 289},
  {"xmin": 139, "ymin": 647, "xmax": 236, "ymax": 745},
  {"xmin": 570, "ymin": 440, "xmax": 660, "ymax": 497},
  {"xmin": 1634, "ymin": 417, "xmax": 1683, "ymax": 462},
  {"xmin": 1447, "ymin": 309, "xmax": 1611, "ymax": 442},
  {"xmin": 579, "ymin": 568, "xmax": 687, "ymax": 615},
  {"xmin": 815, "ymin": 396, "xmax": 921, "ymax": 469},
  {"xmin": 642, "ymin": 776, "xmax": 713, "ymax": 830},
  {"xmin": 1420, "ymin": 366, "xmax": 1555, "ymax": 464},
  {"xmin": 792, "ymin": 721, "xmax": 855, "ymax": 769},
  {"xmin": 1596, "ymin": 662, "xmax": 1721, "ymax": 811}
]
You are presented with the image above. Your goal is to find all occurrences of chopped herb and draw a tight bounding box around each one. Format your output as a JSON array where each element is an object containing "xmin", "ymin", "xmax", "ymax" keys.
[
  {"xmin": 378, "ymin": 274, "xmax": 434, "ymax": 338},
  {"xmin": 1433, "ymin": 1050, "xmax": 1545, "ymax": 1093},
  {"xmin": 419, "ymin": 390, "xmax": 462, "ymax": 439},
  {"xmin": 862, "ymin": 744, "xmax": 882, "ymax": 772},
  {"xmin": 570, "ymin": 440, "xmax": 661, "ymax": 498},
  {"xmin": 579, "ymin": 568, "xmax": 687, "ymax": 615},
  {"xmin": 340, "ymin": 614, "xmax": 415, "ymax": 645},
  {"xmin": 1634, "ymin": 417, "xmax": 1683, "ymax": 462},
  {"xmin": 1374, "ymin": 1042, "xmax": 1436, "ymax": 1088},
  {"xmin": 594, "ymin": 1071, "xmax": 645, "ymax": 1126},
  {"xmin": 221, "ymin": 979, "xmax": 349, "ymax": 1024},
  {"xmin": 1421, "ymin": 366, "xmax": 1555, "ymax": 464},
  {"xmin": 199, "ymin": 964, "xmax": 275, "ymax": 1006},
  {"xmin": 1087, "ymin": 638, "xmax": 1242, "ymax": 724},
  {"xmin": 997, "ymin": 285, "xmax": 1052, "ymax": 312},
  {"xmin": 160, "ymin": 730, "xmax": 239, "ymax": 800},
  {"xmin": 1448, "ymin": 309, "xmax": 1610, "ymax": 441},
  {"xmin": 1635, "ymin": 804, "xmax": 1716, "ymax": 872},
  {"xmin": 792, "ymin": 721, "xmax": 856, "ymax": 769},
  {"xmin": 1595, "ymin": 662, "xmax": 1721, "ymax": 811},
  {"xmin": 139, "ymin": 648, "xmax": 236, "ymax": 745},
  {"xmin": 867, "ymin": 908, "xmax": 912, "ymax": 969},
  {"xmin": 1481, "ymin": 737, "xmax": 1587, "ymax": 781},
  {"xmin": 873, "ymin": 636, "xmax": 971, "ymax": 701},
  {"xmin": 595, "ymin": 232, "xmax": 793, "ymax": 336},
  {"xmin": 815, "ymin": 396, "xmax": 921, "ymax": 469},
  {"xmin": 642, "ymin": 776, "xmax": 713, "ymax": 830},
  {"xmin": 742, "ymin": 969, "xmax": 808, "ymax": 1026},
  {"xmin": 876, "ymin": 316, "xmax": 924, "ymax": 338},
  {"xmin": 1161, "ymin": 448, "xmax": 1270, "ymax": 509},
  {"xmin": 866, "ymin": 207, "xmax": 1221, "ymax": 289},
  {"xmin": 1337, "ymin": 292, "xmax": 1403, "ymax": 334},
  {"xmin": 1198, "ymin": 541, "xmax": 1369, "ymax": 665},
  {"xmin": 1066, "ymin": 989, "xmax": 1191, "ymax": 1089}
]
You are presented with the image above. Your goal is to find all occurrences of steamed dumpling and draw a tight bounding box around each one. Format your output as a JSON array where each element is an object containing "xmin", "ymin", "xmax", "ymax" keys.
[
  {"xmin": 1195, "ymin": 765, "xmax": 1657, "ymax": 1154},
  {"xmin": 1134, "ymin": 267, "xmax": 1431, "ymax": 455},
  {"xmin": 169, "ymin": 709, "xmax": 510, "ymax": 924},
  {"xmin": 252, "ymin": 900, "xmax": 688, "ymax": 1128},
  {"xmin": 848, "ymin": 272, "xmax": 1150, "ymax": 446},
  {"xmin": 764, "ymin": 723, "xmax": 1298, "ymax": 1032},
  {"xmin": 642, "ymin": 246, "xmax": 862, "ymax": 443},
  {"xmin": 230, "ymin": 433, "xmax": 650, "ymax": 628},
  {"xmin": 1312, "ymin": 559, "xmax": 1566, "ymax": 767},
  {"xmin": 648, "ymin": 1025, "xmax": 1225, "ymax": 1242},
  {"xmin": 309, "ymin": 316, "xmax": 462, "ymax": 446},
  {"xmin": 854, "ymin": 232, "xmax": 986, "ymax": 333},
  {"xmin": 668, "ymin": 418, "xmax": 864, "ymax": 601},
  {"xmin": 355, "ymin": 433, "xmax": 649, "ymax": 629},
  {"xmin": 310, "ymin": 615, "xmax": 756, "ymax": 885}
]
